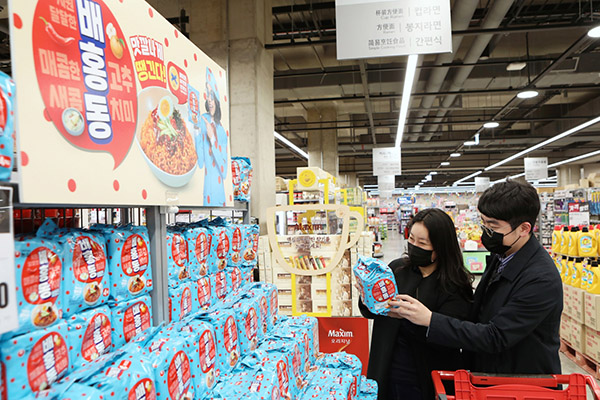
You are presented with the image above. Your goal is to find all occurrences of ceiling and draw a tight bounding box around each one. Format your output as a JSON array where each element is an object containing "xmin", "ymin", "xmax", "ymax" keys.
[{"xmin": 271, "ymin": 0, "xmax": 600, "ymax": 188}]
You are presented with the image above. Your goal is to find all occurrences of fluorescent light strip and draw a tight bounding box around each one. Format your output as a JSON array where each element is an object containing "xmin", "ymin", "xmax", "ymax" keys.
[
  {"xmin": 395, "ymin": 54, "xmax": 419, "ymax": 148},
  {"xmin": 453, "ymin": 170, "xmax": 482, "ymax": 186},
  {"xmin": 485, "ymin": 116, "xmax": 600, "ymax": 171},
  {"xmin": 274, "ymin": 131, "xmax": 308, "ymax": 159},
  {"xmin": 548, "ymin": 149, "xmax": 600, "ymax": 168}
]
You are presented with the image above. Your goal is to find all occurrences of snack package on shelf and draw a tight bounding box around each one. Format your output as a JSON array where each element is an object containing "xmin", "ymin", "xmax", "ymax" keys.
[
  {"xmin": 359, "ymin": 378, "xmax": 379, "ymax": 399},
  {"xmin": 353, "ymin": 255, "xmax": 398, "ymax": 315},
  {"xmin": 184, "ymin": 224, "xmax": 212, "ymax": 279},
  {"xmin": 226, "ymin": 266, "xmax": 243, "ymax": 292},
  {"xmin": 242, "ymin": 224, "xmax": 259, "ymax": 267},
  {"xmin": 93, "ymin": 225, "xmax": 153, "ymax": 301},
  {"xmin": 299, "ymin": 367, "xmax": 355, "ymax": 400},
  {"xmin": 209, "ymin": 218, "xmax": 231, "ymax": 273},
  {"xmin": 37, "ymin": 221, "xmax": 110, "ymax": 317},
  {"xmin": 66, "ymin": 305, "xmax": 112, "ymax": 371},
  {"xmin": 12, "ymin": 237, "xmax": 63, "ymax": 337},
  {"xmin": 211, "ymin": 368, "xmax": 280, "ymax": 399},
  {"xmin": 276, "ymin": 315, "xmax": 319, "ymax": 366},
  {"xmin": 197, "ymin": 308, "xmax": 240, "ymax": 378},
  {"xmin": 228, "ymin": 224, "xmax": 244, "ymax": 267},
  {"xmin": 315, "ymin": 351, "xmax": 362, "ymax": 393},
  {"xmin": 181, "ymin": 320, "xmax": 218, "ymax": 395},
  {"xmin": 231, "ymin": 157, "xmax": 253, "ymax": 202},
  {"xmin": 0, "ymin": 71, "xmax": 15, "ymax": 182},
  {"xmin": 169, "ymin": 281, "xmax": 194, "ymax": 322},
  {"xmin": 231, "ymin": 295, "xmax": 262, "ymax": 354},
  {"xmin": 195, "ymin": 274, "xmax": 215, "ymax": 311},
  {"xmin": 166, "ymin": 226, "xmax": 191, "ymax": 287},
  {"xmin": 245, "ymin": 283, "xmax": 273, "ymax": 334},
  {"xmin": 0, "ymin": 321, "xmax": 71, "ymax": 400},
  {"xmin": 110, "ymin": 295, "xmax": 153, "ymax": 349},
  {"xmin": 214, "ymin": 270, "xmax": 229, "ymax": 301}
]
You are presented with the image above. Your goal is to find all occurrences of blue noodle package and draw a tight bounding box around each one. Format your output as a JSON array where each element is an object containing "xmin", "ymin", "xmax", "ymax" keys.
[
  {"xmin": 358, "ymin": 378, "xmax": 379, "ymax": 399},
  {"xmin": 197, "ymin": 308, "xmax": 240, "ymax": 378},
  {"xmin": 241, "ymin": 224, "xmax": 259, "ymax": 267},
  {"xmin": 66, "ymin": 305, "xmax": 112, "ymax": 371},
  {"xmin": 231, "ymin": 157, "xmax": 252, "ymax": 202},
  {"xmin": 231, "ymin": 295, "xmax": 262, "ymax": 354},
  {"xmin": 353, "ymin": 255, "xmax": 398, "ymax": 315},
  {"xmin": 166, "ymin": 226, "xmax": 191, "ymax": 287},
  {"xmin": 209, "ymin": 219, "xmax": 231, "ymax": 272},
  {"xmin": 316, "ymin": 352, "xmax": 363, "ymax": 398},
  {"xmin": 211, "ymin": 368, "xmax": 283, "ymax": 400},
  {"xmin": 37, "ymin": 222, "xmax": 110, "ymax": 317},
  {"xmin": 95, "ymin": 225, "xmax": 153, "ymax": 301},
  {"xmin": 12, "ymin": 237, "xmax": 63, "ymax": 337},
  {"xmin": 270, "ymin": 321, "xmax": 311, "ymax": 376},
  {"xmin": 299, "ymin": 367, "xmax": 355, "ymax": 400},
  {"xmin": 110, "ymin": 295, "xmax": 153, "ymax": 349},
  {"xmin": 195, "ymin": 275, "xmax": 215, "ymax": 311},
  {"xmin": 228, "ymin": 225, "xmax": 244, "ymax": 267},
  {"xmin": 226, "ymin": 266, "xmax": 243, "ymax": 293},
  {"xmin": 246, "ymin": 283, "xmax": 276, "ymax": 334},
  {"xmin": 38, "ymin": 383, "xmax": 106, "ymax": 400},
  {"xmin": 277, "ymin": 315, "xmax": 319, "ymax": 366},
  {"xmin": 0, "ymin": 71, "xmax": 15, "ymax": 181},
  {"xmin": 169, "ymin": 281, "xmax": 194, "ymax": 322},
  {"xmin": 184, "ymin": 225, "xmax": 211, "ymax": 279},
  {"xmin": 214, "ymin": 270, "xmax": 229, "ymax": 302},
  {"xmin": 0, "ymin": 321, "xmax": 71, "ymax": 400},
  {"xmin": 180, "ymin": 320, "xmax": 218, "ymax": 396}
]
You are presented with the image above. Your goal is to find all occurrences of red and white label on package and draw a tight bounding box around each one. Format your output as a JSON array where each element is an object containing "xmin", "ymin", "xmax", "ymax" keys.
[
  {"xmin": 223, "ymin": 316, "xmax": 238, "ymax": 354},
  {"xmin": 252, "ymin": 234, "xmax": 259, "ymax": 253},
  {"xmin": 292, "ymin": 344, "xmax": 301, "ymax": 377},
  {"xmin": 198, "ymin": 330, "xmax": 216, "ymax": 373},
  {"xmin": 216, "ymin": 232, "xmax": 229, "ymax": 260},
  {"xmin": 128, "ymin": 378, "xmax": 156, "ymax": 400},
  {"xmin": 230, "ymin": 268, "xmax": 241, "ymax": 292},
  {"xmin": 73, "ymin": 236, "xmax": 106, "ymax": 283},
  {"xmin": 215, "ymin": 271, "xmax": 227, "ymax": 300},
  {"xmin": 276, "ymin": 360, "xmax": 290, "ymax": 397},
  {"xmin": 22, "ymin": 247, "xmax": 62, "ymax": 305},
  {"xmin": 231, "ymin": 228, "xmax": 242, "ymax": 252},
  {"xmin": 231, "ymin": 161, "xmax": 241, "ymax": 185},
  {"xmin": 121, "ymin": 235, "xmax": 150, "ymax": 276},
  {"xmin": 171, "ymin": 234, "xmax": 188, "ymax": 267},
  {"xmin": 197, "ymin": 277, "xmax": 212, "ymax": 309},
  {"xmin": 123, "ymin": 301, "xmax": 151, "ymax": 343},
  {"xmin": 167, "ymin": 351, "xmax": 192, "ymax": 400},
  {"xmin": 371, "ymin": 279, "xmax": 395, "ymax": 302},
  {"xmin": 270, "ymin": 291, "xmax": 278, "ymax": 322},
  {"xmin": 180, "ymin": 287, "xmax": 192, "ymax": 319},
  {"xmin": 81, "ymin": 312, "xmax": 111, "ymax": 361},
  {"xmin": 27, "ymin": 332, "xmax": 69, "ymax": 392},
  {"xmin": 245, "ymin": 307, "xmax": 258, "ymax": 341},
  {"xmin": 195, "ymin": 232, "xmax": 210, "ymax": 264}
]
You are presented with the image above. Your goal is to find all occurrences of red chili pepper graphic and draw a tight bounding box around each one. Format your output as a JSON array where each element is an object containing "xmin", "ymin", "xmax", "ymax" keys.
[{"xmin": 39, "ymin": 17, "xmax": 75, "ymax": 46}]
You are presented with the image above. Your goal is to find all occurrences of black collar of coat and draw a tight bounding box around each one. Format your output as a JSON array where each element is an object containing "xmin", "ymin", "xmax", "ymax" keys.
[{"xmin": 494, "ymin": 234, "xmax": 538, "ymax": 282}]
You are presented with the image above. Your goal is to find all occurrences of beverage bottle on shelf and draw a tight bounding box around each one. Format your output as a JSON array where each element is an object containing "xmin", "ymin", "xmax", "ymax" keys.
[
  {"xmin": 551, "ymin": 225, "xmax": 562, "ymax": 253},
  {"xmin": 560, "ymin": 226, "xmax": 570, "ymax": 255},
  {"xmin": 568, "ymin": 226, "xmax": 580, "ymax": 257},
  {"xmin": 578, "ymin": 226, "xmax": 597, "ymax": 258},
  {"xmin": 587, "ymin": 260, "xmax": 600, "ymax": 294}
]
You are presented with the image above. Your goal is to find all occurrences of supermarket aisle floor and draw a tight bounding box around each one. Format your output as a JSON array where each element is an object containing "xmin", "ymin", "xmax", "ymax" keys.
[{"xmin": 378, "ymin": 230, "xmax": 588, "ymax": 377}]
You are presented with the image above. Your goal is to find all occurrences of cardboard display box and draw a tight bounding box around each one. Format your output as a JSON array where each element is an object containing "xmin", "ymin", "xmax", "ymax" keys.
[
  {"xmin": 585, "ymin": 326, "xmax": 600, "ymax": 363},
  {"xmin": 572, "ymin": 287, "xmax": 585, "ymax": 324},
  {"xmin": 585, "ymin": 292, "xmax": 600, "ymax": 331}
]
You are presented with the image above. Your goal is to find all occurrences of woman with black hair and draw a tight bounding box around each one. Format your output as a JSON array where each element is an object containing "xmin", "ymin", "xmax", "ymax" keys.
[{"xmin": 359, "ymin": 208, "xmax": 473, "ymax": 400}]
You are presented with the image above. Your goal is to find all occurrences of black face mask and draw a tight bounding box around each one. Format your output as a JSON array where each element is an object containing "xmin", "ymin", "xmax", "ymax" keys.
[
  {"xmin": 481, "ymin": 226, "xmax": 519, "ymax": 255},
  {"xmin": 407, "ymin": 242, "xmax": 435, "ymax": 268}
]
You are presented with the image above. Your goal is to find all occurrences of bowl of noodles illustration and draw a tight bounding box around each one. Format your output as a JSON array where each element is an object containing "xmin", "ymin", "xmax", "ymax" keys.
[{"xmin": 136, "ymin": 87, "xmax": 197, "ymax": 187}]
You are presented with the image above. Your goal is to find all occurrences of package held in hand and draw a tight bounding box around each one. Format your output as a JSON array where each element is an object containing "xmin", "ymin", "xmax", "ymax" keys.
[{"xmin": 353, "ymin": 256, "xmax": 398, "ymax": 315}]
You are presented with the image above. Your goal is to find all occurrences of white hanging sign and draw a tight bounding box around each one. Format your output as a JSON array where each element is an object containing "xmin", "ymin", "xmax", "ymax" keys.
[
  {"xmin": 372, "ymin": 147, "xmax": 401, "ymax": 176},
  {"xmin": 475, "ymin": 177, "xmax": 490, "ymax": 192},
  {"xmin": 0, "ymin": 187, "xmax": 18, "ymax": 334},
  {"xmin": 378, "ymin": 175, "xmax": 395, "ymax": 192},
  {"xmin": 524, "ymin": 157, "xmax": 548, "ymax": 181},
  {"xmin": 336, "ymin": 0, "xmax": 452, "ymax": 60}
]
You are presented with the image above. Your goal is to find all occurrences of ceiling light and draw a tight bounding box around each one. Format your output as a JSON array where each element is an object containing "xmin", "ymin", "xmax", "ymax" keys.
[
  {"xmin": 450, "ymin": 153, "xmax": 461, "ymax": 158},
  {"xmin": 483, "ymin": 121, "xmax": 499, "ymax": 129},
  {"xmin": 414, "ymin": 185, "xmax": 420, "ymax": 190},
  {"xmin": 425, "ymin": 175, "xmax": 432, "ymax": 181},
  {"xmin": 485, "ymin": 115, "xmax": 600, "ymax": 171},
  {"xmin": 274, "ymin": 131, "xmax": 308, "ymax": 159},
  {"xmin": 395, "ymin": 54, "xmax": 419, "ymax": 148},
  {"xmin": 548, "ymin": 149, "xmax": 600, "ymax": 168},
  {"xmin": 517, "ymin": 90, "xmax": 539, "ymax": 99},
  {"xmin": 453, "ymin": 170, "xmax": 482, "ymax": 186},
  {"xmin": 430, "ymin": 171, "xmax": 438, "ymax": 175},
  {"xmin": 588, "ymin": 25, "xmax": 600, "ymax": 38},
  {"xmin": 440, "ymin": 162, "xmax": 450, "ymax": 166},
  {"xmin": 506, "ymin": 61, "xmax": 527, "ymax": 71}
]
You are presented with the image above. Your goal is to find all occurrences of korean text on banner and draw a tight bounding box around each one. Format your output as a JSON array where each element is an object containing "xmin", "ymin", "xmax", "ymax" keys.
[
  {"xmin": 9, "ymin": 0, "xmax": 233, "ymax": 207},
  {"xmin": 317, "ymin": 317, "xmax": 370, "ymax": 375},
  {"xmin": 372, "ymin": 147, "xmax": 401, "ymax": 176},
  {"xmin": 0, "ymin": 187, "xmax": 18, "ymax": 334},
  {"xmin": 336, "ymin": 0, "xmax": 452, "ymax": 60},
  {"xmin": 524, "ymin": 157, "xmax": 548, "ymax": 181}
]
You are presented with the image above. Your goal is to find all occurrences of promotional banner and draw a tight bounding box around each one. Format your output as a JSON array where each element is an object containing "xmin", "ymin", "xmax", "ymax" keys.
[
  {"xmin": 317, "ymin": 317, "xmax": 369, "ymax": 374},
  {"xmin": 9, "ymin": 0, "xmax": 233, "ymax": 206},
  {"xmin": 372, "ymin": 147, "xmax": 401, "ymax": 176},
  {"xmin": 336, "ymin": 0, "xmax": 452, "ymax": 60},
  {"xmin": 524, "ymin": 157, "xmax": 548, "ymax": 181}
]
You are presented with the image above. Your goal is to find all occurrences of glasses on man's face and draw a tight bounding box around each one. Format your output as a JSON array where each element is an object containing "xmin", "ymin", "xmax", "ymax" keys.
[{"xmin": 480, "ymin": 224, "xmax": 495, "ymax": 237}]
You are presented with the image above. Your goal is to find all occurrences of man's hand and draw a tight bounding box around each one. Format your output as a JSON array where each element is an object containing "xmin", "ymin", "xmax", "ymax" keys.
[{"xmin": 387, "ymin": 294, "xmax": 433, "ymax": 327}]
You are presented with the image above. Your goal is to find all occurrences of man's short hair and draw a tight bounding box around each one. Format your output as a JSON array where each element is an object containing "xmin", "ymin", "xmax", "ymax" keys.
[{"xmin": 478, "ymin": 179, "xmax": 540, "ymax": 230}]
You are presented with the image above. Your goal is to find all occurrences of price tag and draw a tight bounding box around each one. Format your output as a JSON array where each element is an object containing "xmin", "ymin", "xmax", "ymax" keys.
[{"xmin": 0, "ymin": 186, "xmax": 18, "ymax": 334}]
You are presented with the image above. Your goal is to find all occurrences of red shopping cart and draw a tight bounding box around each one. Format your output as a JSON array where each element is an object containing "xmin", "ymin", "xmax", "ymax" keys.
[{"xmin": 432, "ymin": 370, "xmax": 600, "ymax": 400}]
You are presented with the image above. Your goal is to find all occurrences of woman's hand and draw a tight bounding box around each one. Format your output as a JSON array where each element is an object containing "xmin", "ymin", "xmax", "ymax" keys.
[{"xmin": 387, "ymin": 294, "xmax": 432, "ymax": 327}]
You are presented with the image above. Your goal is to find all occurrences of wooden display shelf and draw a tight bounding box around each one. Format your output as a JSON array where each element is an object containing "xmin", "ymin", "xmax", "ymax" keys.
[{"xmin": 560, "ymin": 339, "xmax": 600, "ymax": 379}]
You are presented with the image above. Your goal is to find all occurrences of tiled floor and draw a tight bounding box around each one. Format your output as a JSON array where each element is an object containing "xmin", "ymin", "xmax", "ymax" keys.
[{"xmin": 380, "ymin": 230, "xmax": 588, "ymax": 376}]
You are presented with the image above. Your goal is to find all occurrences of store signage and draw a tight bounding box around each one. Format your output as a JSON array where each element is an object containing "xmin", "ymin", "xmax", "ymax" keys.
[
  {"xmin": 336, "ymin": 0, "xmax": 452, "ymax": 60},
  {"xmin": 569, "ymin": 202, "xmax": 590, "ymax": 226},
  {"xmin": 10, "ymin": 0, "xmax": 233, "ymax": 206},
  {"xmin": 0, "ymin": 187, "xmax": 18, "ymax": 334},
  {"xmin": 475, "ymin": 177, "xmax": 490, "ymax": 192},
  {"xmin": 317, "ymin": 317, "xmax": 369, "ymax": 374},
  {"xmin": 372, "ymin": 147, "xmax": 401, "ymax": 176},
  {"xmin": 524, "ymin": 157, "xmax": 548, "ymax": 181}
]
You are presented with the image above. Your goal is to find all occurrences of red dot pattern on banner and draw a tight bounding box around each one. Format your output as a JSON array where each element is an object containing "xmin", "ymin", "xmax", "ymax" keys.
[
  {"xmin": 218, "ymin": 176, "xmax": 221, "ymax": 184},
  {"xmin": 113, "ymin": 180, "xmax": 120, "ymax": 191},
  {"xmin": 226, "ymin": 130, "xmax": 229, "ymax": 137},
  {"xmin": 142, "ymin": 189, "xmax": 148, "ymax": 200},
  {"xmin": 148, "ymin": 8, "xmax": 153, "ymax": 17},
  {"xmin": 43, "ymin": 108, "xmax": 52, "ymax": 121},
  {"xmin": 184, "ymin": 59, "xmax": 188, "ymax": 68},
  {"xmin": 174, "ymin": 29, "xmax": 179, "ymax": 38},
  {"xmin": 165, "ymin": 38, "xmax": 169, "ymax": 47},
  {"xmin": 194, "ymin": 54, "xmax": 198, "ymax": 61},
  {"xmin": 13, "ymin": 14, "xmax": 22, "ymax": 29},
  {"xmin": 68, "ymin": 179, "xmax": 77, "ymax": 192},
  {"xmin": 230, "ymin": 195, "xmax": 233, "ymax": 202},
  {"xmin": 207, "ymin": 196, "xmax": 211, "ymax": 204},
  {"xmin": 219, "ymin": 71, "xmax": 222, "ymax": 77},
  {"xmin": 224, "ymin": 95, "xmax": 227, "ymax": 102}
]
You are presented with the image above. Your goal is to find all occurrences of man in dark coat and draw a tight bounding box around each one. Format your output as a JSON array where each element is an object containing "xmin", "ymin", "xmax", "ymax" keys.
[{"xmin": 391, "ymin": 180, "xmax": 563, "ymax": 375}]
